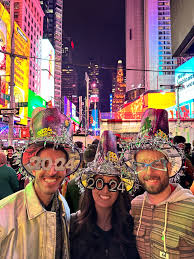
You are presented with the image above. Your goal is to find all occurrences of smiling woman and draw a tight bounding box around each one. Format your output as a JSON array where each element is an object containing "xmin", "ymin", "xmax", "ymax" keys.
[{"xmin": 70, "ymin": 131, "xmax": 139, "ymax": 259}]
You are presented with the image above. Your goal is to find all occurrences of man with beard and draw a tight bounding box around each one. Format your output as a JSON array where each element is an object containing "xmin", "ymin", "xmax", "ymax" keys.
[
  {"xmin": 0, "ymin": 108, "xmax": 81, "ymax": 259},
  {"xmin": 125, "ymin": 108, "xmax": 194, "ymax": 259}
]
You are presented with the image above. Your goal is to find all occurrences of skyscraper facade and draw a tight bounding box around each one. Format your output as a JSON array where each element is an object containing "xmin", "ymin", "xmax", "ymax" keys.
[
  {"xmin": 126, "ymin": 0, "xmax": 177, "ymax": 92},
  {"xmin": 13, "ymin": 0, "xmax": 44, "ymax": 94},
  {"xmin": 61, "ymin": 36, "xmax": 78, "ymax": 109},
  {"xmin": 88, "ymin": 60, "xmax": 100, "ymax": 101},
  {"xmin": 125, "ymin": 0, "xmax": 145, "ymax": 91},
  {"xmin": 112, "ymin": 60, "xmax": 126, "ymax": 112},
  {"xmin": 40, "ymin": 0, "xmax": 63, "ymax": 108}
]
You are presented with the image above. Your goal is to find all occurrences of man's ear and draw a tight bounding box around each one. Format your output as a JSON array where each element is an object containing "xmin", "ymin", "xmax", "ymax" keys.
[
  {"xmin": 167, "ymin": 161, "xmax": 172, "ymax": 177},
  {"xmin": 31, "ymin": 170, "xmax": 36, "ymax": 177}
]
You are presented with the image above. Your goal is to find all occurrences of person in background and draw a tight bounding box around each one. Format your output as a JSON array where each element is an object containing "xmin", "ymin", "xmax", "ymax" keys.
[
  {"xmin": 70, "ymin": 131, "xmax": 139, "ymax": 259},
  {"xmin": 75, "ymin": 141, "xmax": 85, "ymax": 168},
  {"xmin": 125, "ymin": 108, "xmax": 194, "ymax": 259},
  {"xmin": 0, "ymin": 152, "xmax": 19, "ymax": 200},
  {"xmin": 0, "ymin": 107, "xmax": 81, "ymax": 259},
  {"xmin": 173, "ymin": 136, "xmax": 194, "ymax": 189},
  {"xmin": 185, "ymin": 143, "xmax": 193, "ymax": 164},
  {"xmin": 65, "ymin": 143, "xmax": 98, "ymax": 213},
  {"xmin": 6, "ymin": 146, "xmax": 19, "ymax": 171},
  {"xmin": 6, "ymin": 145, "xmax": 24, "ymax": 190}
]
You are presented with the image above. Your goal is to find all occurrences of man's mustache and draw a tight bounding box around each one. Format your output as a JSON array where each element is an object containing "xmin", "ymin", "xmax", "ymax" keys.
[{"xmin": 143, "ymin": 176, "xmax": 160, "ymax": 181}]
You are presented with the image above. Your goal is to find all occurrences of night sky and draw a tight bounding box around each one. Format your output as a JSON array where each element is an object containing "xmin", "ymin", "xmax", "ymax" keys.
[{"xmin": 63, "ymin": 0, "xmax": 125, "ymax": 112}]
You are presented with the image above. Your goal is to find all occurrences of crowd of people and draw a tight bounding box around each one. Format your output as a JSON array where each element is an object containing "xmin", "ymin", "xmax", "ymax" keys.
[{"xmin": 0, "ymin": 107, "xmax": 193, "ymax": 258}]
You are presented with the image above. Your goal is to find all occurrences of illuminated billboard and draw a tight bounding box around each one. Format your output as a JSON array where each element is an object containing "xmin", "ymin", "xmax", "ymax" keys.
[
  {"xmin": 40, "ymin": 39, "xmax": 55, "ymax": 103},
  {"xmin": 110, "ymin": 94, "xmax": 112, "ymax": 112},
  {"xmin": 175, "ymin": 57, "xmax": 194, "ymax": 104},
  {"xmin": 0, "ymin": 3, "xmax": 11, "ymax": 107},
  {"xmin": 14, "ymin": 23, "xmax": 30, "ymax": 125},
  {"xmin": 145, "ymin": 92, "xmax": 176, "ymax": 109},
  {"xmin": 64, "ymin": 96, "xmax": 72, "ymax": 117},
  {"xmin": 0, "ymin": 3, "xmax": 30, "ymax": 125},
  {"xmin": 117, "ymin": 96, "xmax": 144, "ymax": 119},
  {"xmin": 91, "ymin": 109, "xmax": 99, "ymax": 131},
  {"xmin": 167, "ymin": 99, "xmax": 194, "ymax": 119},
  {"xmin": 28, "ymin": 90, "xmax": 46, "ymax": 118}
]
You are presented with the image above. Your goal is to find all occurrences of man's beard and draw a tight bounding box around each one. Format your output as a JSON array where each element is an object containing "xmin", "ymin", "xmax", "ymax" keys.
[{"xmin": 139, "ymin": 173, "xmax": 169, "ymax": 194}]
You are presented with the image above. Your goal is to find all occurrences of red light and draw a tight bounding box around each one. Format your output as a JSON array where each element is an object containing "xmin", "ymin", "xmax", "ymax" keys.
[{"xmin": 71, "ymin": 41, "xmax": 74, "ymax": 49}]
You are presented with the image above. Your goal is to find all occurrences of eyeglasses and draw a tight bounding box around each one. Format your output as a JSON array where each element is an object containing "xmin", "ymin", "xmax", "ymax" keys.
[
  {"xmin": 133, "ymin": 158, "xmax": 168, "ymax": 174},
  {"xmin": 85, "ymin": 177, "xmax": 125, "ymax": 192}
]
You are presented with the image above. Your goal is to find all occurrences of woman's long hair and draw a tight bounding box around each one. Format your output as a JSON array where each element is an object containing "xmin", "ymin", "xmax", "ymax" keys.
[{"xmin": 73, "ymin": 185, "xmax": 136, "ymax": 247}]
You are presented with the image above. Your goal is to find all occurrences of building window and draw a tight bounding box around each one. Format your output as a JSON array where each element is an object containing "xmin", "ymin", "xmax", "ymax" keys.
[
  {"xmin": 129, "ymin": 29, "xmax": 132, "ymax": 40},
  {"xmin": 14, "ymin": 12, "xmax": 19, "ymax": 19},
  {"xmin": 14, "ymin": 2, "xmax": 19, "ymax": 9}
]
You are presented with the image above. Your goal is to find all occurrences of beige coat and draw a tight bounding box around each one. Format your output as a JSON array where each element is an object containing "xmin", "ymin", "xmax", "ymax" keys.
[{"xmin": 0, "ymin": 181, "xmax": 70, "ymax": 259}]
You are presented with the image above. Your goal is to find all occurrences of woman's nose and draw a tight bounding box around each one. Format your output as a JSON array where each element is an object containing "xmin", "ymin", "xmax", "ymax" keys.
[{"xmin": 102, "ymin": 184, "xmax": 109, "ymax": 193}]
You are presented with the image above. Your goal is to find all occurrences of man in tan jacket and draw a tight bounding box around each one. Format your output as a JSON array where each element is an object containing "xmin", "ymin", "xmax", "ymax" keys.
[{"xmin": 0, "ymin": 108, "xmax": 81, "ymax": 259}]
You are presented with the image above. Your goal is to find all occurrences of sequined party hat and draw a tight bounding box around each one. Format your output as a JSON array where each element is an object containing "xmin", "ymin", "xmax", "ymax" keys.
[{"xmin": 123, "ymin": 108, "xmax": 183, "ymax": 178}]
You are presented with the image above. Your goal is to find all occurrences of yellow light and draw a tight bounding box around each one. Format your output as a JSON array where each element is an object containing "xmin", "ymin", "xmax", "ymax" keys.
[{"xmin": 147, "ymin": 92, "xmax": 176, "ymax": 109}]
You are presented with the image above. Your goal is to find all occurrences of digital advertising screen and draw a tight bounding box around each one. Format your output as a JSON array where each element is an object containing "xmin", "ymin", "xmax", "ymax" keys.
[
  {"xmin": 28, "ymin": 89, "xmax": 47, "ymax": 118},
  {"xmin": 175, "ymin": 57, "xmax": 194, "ymax": 104},
  {"xmin": 14, "ymin": 23, "xmax": 30, "ymax": 125},
  {"xmin": 0, "ymin": 3, "xmax": 11, "ymax": 107},
  {"xmin": 91, "ymin": 109, "xmax": 99, "ymax": 131},
  {"xmin": 0, "ymin": 3, "xmax": 30, "ymax": 125},
  {"xmin": 40, "ymin": 39, "xmax": 55, "ymax": 102}
]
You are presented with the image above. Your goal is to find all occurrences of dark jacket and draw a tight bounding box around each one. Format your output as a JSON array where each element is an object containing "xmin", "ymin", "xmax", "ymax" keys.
[
  {"xmin": 70, "ymin": 213, "xmax": 140, "ymax": 259},
  {"xmin": 0, "ymin": 164, "xmax": 19, "ymax": 199},
  {"xmin": 65, "ymin": 178, "xmax": 81, "ymax": 213}
]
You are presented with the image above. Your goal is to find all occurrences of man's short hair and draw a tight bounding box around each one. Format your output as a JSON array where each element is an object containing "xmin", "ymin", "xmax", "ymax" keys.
[
  {"xmin": 75, "ymin": 141, "xmax": 84, "ymax": 149},
  {"xmin": 7, "ymin": 146, "xmax": 14, "ymax": 151},
  {"xmin": 36, "ymin": 143, "xmax": 68, "ymax": 161},
  {"xmin": 173, "ymin": 136, "xmax": 186, "ymax": 145}
]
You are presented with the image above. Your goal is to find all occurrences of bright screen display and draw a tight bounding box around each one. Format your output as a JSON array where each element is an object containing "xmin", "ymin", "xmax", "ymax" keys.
[
  {"xmin": 28, "ymin": 89, "xmax": 46, "ymax": 118},
  {"xmin": 40, "ymin": 39, "xmax": 55, "ymax": 102},
  {"xmin": 0, "ymin": 3, "xmax": 30, "ymax": 125},
  {"xmin": 175, "ymin": 57, "xmax": 194, "ymax": 104}
]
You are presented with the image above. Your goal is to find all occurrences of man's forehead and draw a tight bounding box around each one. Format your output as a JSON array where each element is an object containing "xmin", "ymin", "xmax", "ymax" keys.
[
  {"xmin": 136, "ymin": 149, "xmax": 165, "ymax": 159},
  {"xmin": 38, "ymin": 148, "xmax": 67, "ymax": 158}
]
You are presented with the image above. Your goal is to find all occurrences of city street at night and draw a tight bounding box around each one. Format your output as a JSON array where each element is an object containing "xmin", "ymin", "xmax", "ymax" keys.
[{"xmin": 0, "ymin": 0, "xmax": 193, "ymax": 258}]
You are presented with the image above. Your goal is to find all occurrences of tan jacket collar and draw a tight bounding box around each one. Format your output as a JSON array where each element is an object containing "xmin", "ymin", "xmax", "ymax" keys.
[
  {"xmin": 25, "ymin": 181, "xmax": 45, "ymax": 220},
  {"xmin": 25, "ymin": 181, "xmax": 68, "ymax": 220}
]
